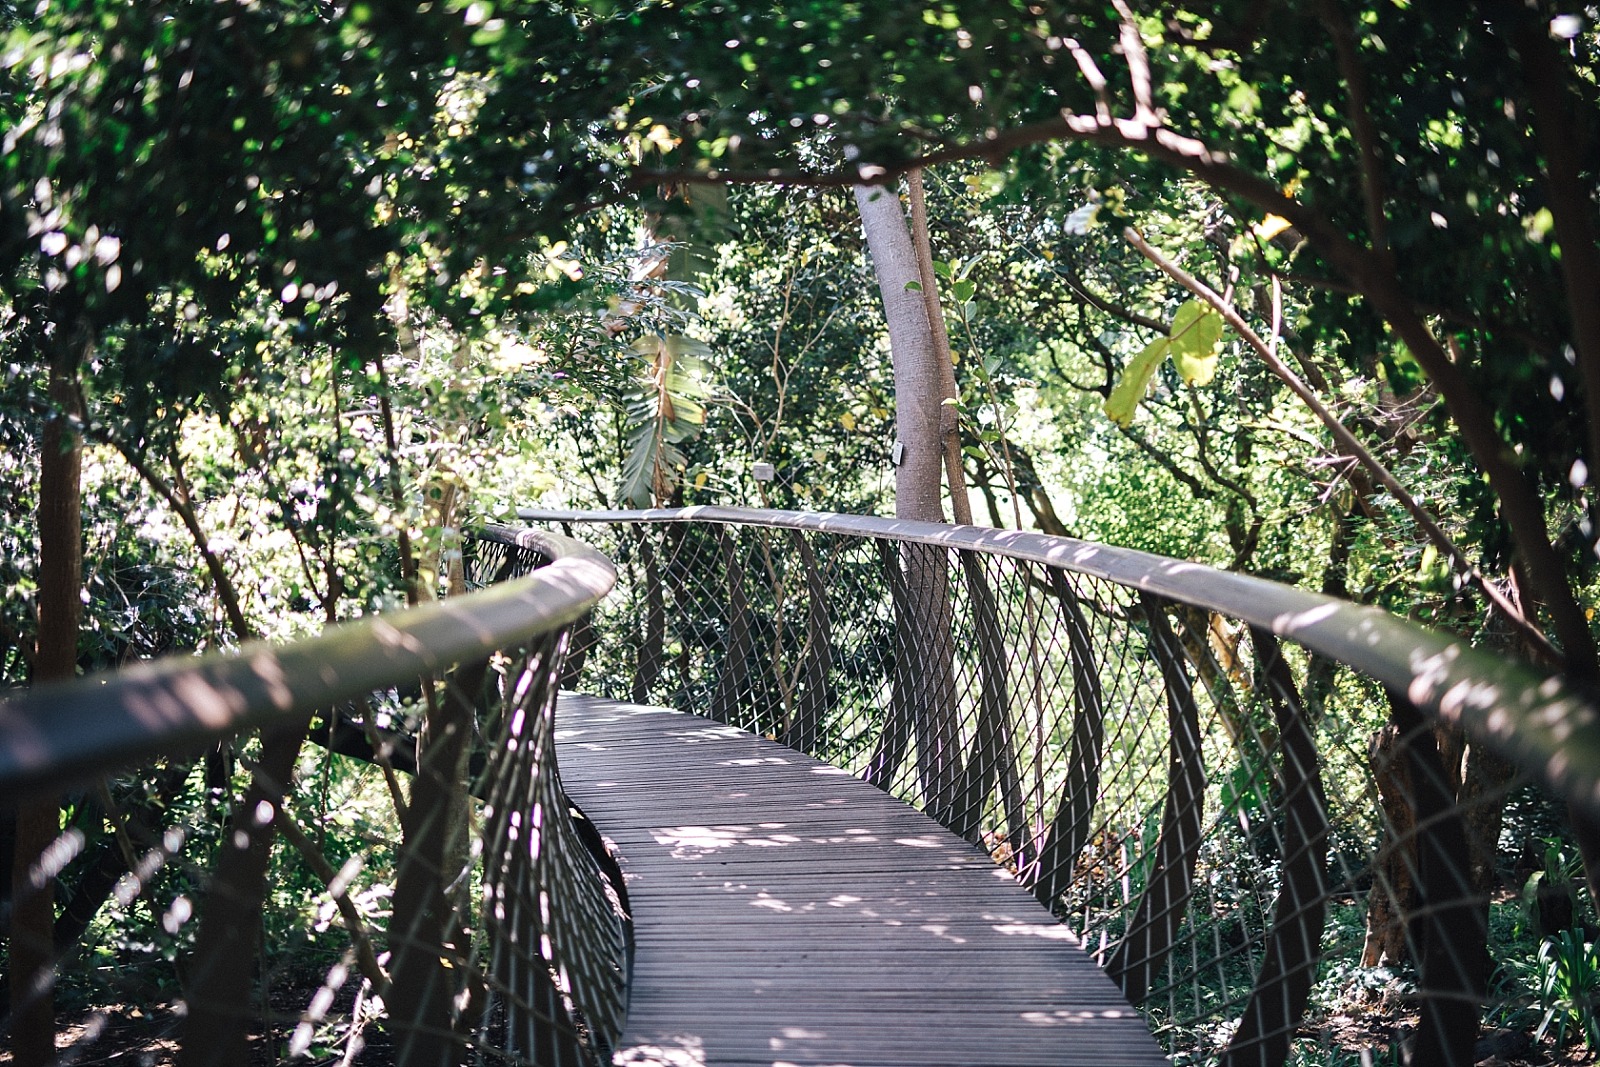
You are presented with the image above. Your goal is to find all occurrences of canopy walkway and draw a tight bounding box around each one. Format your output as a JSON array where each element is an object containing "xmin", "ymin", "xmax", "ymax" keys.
[
  {"xmin": 3, "ymin": 507, "xmax": 1599, "ymax": 1066},
  {"xmin": 556, "ymin": 694, "xmax": 1162, "ymax": 1067}
]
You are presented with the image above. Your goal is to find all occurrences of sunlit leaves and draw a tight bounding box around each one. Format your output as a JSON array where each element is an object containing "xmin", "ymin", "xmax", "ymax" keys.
[
  {"xmin": 1103, "ymin": 299, "xmax": 1224, "ymax": 427},
  {"xmin": 1103, "ymin": 335, "xmax": 1169, "ymax": 428}
]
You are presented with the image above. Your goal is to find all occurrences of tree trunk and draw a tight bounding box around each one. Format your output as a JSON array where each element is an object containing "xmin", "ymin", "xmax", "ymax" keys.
[
  {"xmin": 854, "ymin": 182, "xmax": 946, "ymax": 524},
  {"xmin": 387, "ymin": 662, "xmax": 487, "ymax": 1067},
  {"xmin": 1363, "ymin": 723, "xmax": 1417, "ymax": 967},
  {"xmin": 905, "ymin": 169, "xmax": 972, "ymax": 524},
  {"xmin": 9, "ymin": 323, "xmax": 88, "ymax": 1066},
  {"xmin": 178, "ymin": 718, "xmax": 311, "ymax": 1067},
  {"xmin": 855, "ymin": 182, "xmax": 962, "ymax": 817}
]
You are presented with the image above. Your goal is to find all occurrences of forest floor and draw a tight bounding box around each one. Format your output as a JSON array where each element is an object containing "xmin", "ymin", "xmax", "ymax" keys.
[{"xmin": 0, "ymin": 965, "xmax": 390, "ymax": 1066}]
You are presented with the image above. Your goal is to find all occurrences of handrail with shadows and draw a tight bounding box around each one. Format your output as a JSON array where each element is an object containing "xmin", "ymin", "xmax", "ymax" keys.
[{"xmin": 0, "ymin": 527, "xmax": 627, "ymax": 1066}]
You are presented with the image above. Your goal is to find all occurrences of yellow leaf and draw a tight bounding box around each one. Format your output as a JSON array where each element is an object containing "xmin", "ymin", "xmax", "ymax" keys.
[
  {"xmin": 1168, "ymin": 300, "xmax": 1224, "ymax": 387},
  {"xmin": 693, "ymin": 470, "xmax": 708, "ymax": 490},
  {"xmin": 1104, "ymin": 337, "xmax": 1169, "ymax": 427},
  {"xmin": 839, "ymin": 411, "xmax": 857, "ymax": 431},
  {"xmin": 1255, "ymin": 214, "xmax": 1293, "ymax": 241}
]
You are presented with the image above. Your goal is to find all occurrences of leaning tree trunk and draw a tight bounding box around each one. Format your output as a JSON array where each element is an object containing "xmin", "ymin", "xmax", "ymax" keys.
[
  {"xmin": 854, "ymin": 182, "xmax": 961, "ymax": 820},
  {"xmin": 8, "ymin": 322, "xmax": 88, "ymax": 1067}
]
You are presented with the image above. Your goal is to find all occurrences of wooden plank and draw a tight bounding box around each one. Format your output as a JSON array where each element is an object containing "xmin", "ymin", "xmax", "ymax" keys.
[{"xmin": 555, "ymin": 695, "xmax": 1169, "ymax": 1067}]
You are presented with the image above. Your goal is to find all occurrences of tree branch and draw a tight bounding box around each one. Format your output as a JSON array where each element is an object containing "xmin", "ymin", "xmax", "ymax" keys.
[
  {"xmin": 631, "ymin": 84, "xmax": 1593, "ymax": 674},
  {"xmin": 273, "ymin": 803, "xmax": 391, "ymax": 994},
  {"xmin": 1126, "ymin": 225, "xmax": 1562, "ymax": 662},
  {"xmin": 1318, "ymin": 0, "xmax": 1390, "ymax": 257},
  {"xmin": 1501, "ymin": 6, "xmax": 1600, "ymax": 512},
  {"xmin": 907, "ymin": 168, "xmax": 974, "ymax": 524}
]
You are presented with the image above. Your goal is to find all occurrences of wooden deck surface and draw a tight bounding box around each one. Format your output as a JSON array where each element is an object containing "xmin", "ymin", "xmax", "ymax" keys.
[{"xmin": 553, "ymin": 695, "xmax": 1168, "ymax": 1067}]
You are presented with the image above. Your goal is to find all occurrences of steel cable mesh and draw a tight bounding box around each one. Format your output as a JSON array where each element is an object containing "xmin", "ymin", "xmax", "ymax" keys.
[
  {"xmin": 1, "ymin": 531, "xmax": 623, "ymax": 1067},
  {"xmin": 542, "ymin": 515, "xmax": 1511, "ymax": 1066}
]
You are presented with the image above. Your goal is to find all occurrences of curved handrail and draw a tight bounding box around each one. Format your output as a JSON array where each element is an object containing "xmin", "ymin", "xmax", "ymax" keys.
[
  {"xmin": 0, "ymin": 526, "xmax": 626, "ymax": 1066},
  {"xmin": 0, "ymin": 527, "xmax": 614, "ymax": 798},
  {"xmin": 521, "ymin": 504, "xmax": 1600, "ymax": 815}
]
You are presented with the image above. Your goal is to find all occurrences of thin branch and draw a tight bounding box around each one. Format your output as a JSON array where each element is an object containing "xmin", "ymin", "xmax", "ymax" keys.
[
  {"xmin": 1111, "ymin": 0, "xmax": 1159, "ymax": 126},
  {"xmin": 1057, "ymin": 259, "xmax": 1168, "ymax": 333},
  {"xmin": 91, "ymin": 429, "xmax": 253, "ymax": 643},
  {"xmin": 1063, "ymin": 38, "xmax": 1113, "ymax": 124},
  {"xmin": 1270, "ymin": 269, "xmax": 1552, "ymax": 354},
  {"xmin": 907, "ymin": 167, "xmax": 974, "ymax": 525},
  {"xmin": 357, "ymin": 698, "xmax": 412, "ymax": 824},
  {"xmin": 1126, "ymin": 225, "xmax": 1561, "ymax": 662},
  {"xmin": 1318, "ymin": 0, "xmax": 1390, "ymax": 256},
  {"xmin": 1117, "ymin": 424, "xmax": 1216, "ymax": 500}
]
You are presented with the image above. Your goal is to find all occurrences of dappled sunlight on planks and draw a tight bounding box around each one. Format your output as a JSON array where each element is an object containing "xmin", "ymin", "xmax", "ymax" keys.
[{"xmin": 556, "ymin": 695, "xmax": 1167, "ymax": 1067}]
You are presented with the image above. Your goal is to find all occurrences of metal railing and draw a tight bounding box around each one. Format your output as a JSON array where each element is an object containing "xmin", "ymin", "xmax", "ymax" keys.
[
  {"xmin": 522, "ymin": 505, "xmax": 1600, "ymax": 1067},
  {"xmin": 0, "ymin": 526, "xmax": 627, "ymax": 1066}
]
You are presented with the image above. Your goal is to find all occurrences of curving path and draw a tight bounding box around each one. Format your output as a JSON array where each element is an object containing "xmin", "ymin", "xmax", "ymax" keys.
[{"xmin": 553, "ymin": 695, "xmax": 1167, "ymax": 1067}]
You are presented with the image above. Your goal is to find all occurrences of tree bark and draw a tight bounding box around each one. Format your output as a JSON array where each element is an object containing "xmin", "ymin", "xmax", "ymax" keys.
[
  {"xmin": 905, "ymin": 169, "xmax": 972, "ymax": 524},
  {"xmin": 855, "ymin": 181, "xmax": 962, "ymax": 816},
  {"xmin": 9, "ymin": 322, "xmax": 88, "ymax": 1067},
  {"xmin": 854, "ymin": 182, "xmax": 946, "ymax": 524},
  {"xmin": 178, "ymin": 718, "xmax": 312, "ymax": 1067},
  {"xmin": 1363, "ymin": 723, "xmax": 1417, "ymax": 968}
]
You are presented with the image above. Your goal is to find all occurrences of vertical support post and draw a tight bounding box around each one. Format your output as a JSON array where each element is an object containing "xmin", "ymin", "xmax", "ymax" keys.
[
  {"xmin": 1104, "ymin": 594, "xmax": 1206, "ymax": 1006},
  {"xmin": 1222, "ymin": 628, "xmax": 1330, "ymax": 1067},
  {"xmin": 708, "ymin": 526, "xmax": 753, "ymax": 726},
  {"xmin": 783, "ymin": 530, "xmax": 835, "ymax": 755},
  {"xmin": 867, "ymin": 538, "xmax": 914, "ymax": 791},
  {"xmin": 1025, "ymin": 568, "xmax": 1106, "ymax": 906},
  {"xmin": 953, "ymin": 550, "xmax": 1026, "ymax": 858},
  {"xmin": 632, "ymin": 530, "xmax": 666, "ymax": 705}
]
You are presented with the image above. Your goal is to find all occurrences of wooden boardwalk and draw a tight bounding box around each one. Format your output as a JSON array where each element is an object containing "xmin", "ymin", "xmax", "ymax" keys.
[{"xmin": 554, "ymin": 696, "xmax": 1168, "ymax": 1067}]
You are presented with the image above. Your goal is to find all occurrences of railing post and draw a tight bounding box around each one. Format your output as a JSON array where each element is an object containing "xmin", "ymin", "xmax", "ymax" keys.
[
  {"xmin": 1025, "ymin": 568, "xmax": 1107, "ymax": 906},
  {"xmin": 1222, "ymin": 628, "xmax": 1330, "ymax": 1067},
  {"xmin": 953, "ymin": 550, "xmax": 1027, "ymax": 859},
  {"xmin": 632, "ymin": 529, "xmax": 666, "ymax": 704},
  {"xmin": 867, "ymin": 538, "xmax": 914, "ymax": 790},
  {"xmin": 1104, "ymin": 594, "xmax": 1207, "ymax": 1006},
  {"xmin": 708, "ymin": 525, "xmax": 753, "ymax": 726},
  {"xmin": 782, "ymin": 529, "xmax": 835, "ymax": 755}
]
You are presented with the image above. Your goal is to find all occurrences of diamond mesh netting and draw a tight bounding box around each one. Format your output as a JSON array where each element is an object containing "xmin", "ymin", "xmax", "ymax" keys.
[
  {"xmin": 526, "ymin": 507, "xmax": 1597, "ymax": 1067},
  {"xmin": 0, "ymin": 528, "xmax": 625, "ymax": 1067}
]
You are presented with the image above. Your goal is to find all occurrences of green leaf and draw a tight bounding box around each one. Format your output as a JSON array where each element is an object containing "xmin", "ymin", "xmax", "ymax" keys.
[
  {"xmin": 1103, "ymin": 336, "xmax": 1169, "ymax": 427},
  {"xmin": 1168, "ymin": 300, "xmax": 1224, "ymax": 386}
]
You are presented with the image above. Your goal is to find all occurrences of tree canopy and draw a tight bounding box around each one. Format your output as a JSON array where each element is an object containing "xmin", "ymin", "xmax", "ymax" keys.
[{"xmin": 3, "ymin": 0, "xmax": 1600, "ymax": 1062}]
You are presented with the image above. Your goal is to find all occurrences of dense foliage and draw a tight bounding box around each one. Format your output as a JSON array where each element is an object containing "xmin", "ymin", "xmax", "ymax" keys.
[{"xmin": 2, "ymin": 0, "xmax": 1599, "ymax": 1063}]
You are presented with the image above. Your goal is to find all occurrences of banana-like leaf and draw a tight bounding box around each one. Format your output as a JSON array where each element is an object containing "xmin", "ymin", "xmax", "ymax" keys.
[
  {"xmin": 617, "ymin": 334, "xmax": 714, "ymax": 507},
  {"xmin": 1104, "ymin": 336, "xmax": 1170, "ymax": 427}
]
